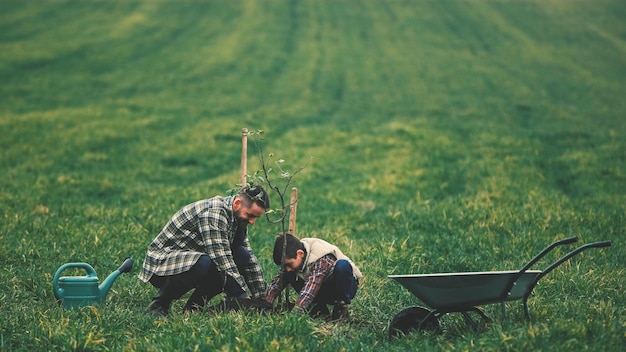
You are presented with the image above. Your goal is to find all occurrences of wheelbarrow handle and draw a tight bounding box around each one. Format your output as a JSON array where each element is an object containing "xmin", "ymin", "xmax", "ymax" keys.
[
  {"xmin": 538, "ymin": 240, "xmax": 612, "ymax": 279},
  {"xmin": 588, "ymin": 240, "xmax": 612, "ymax": 248},
  {"xmin": 504, "ymin": 239, "xmax": 612, "ymax": 306},
  {"xmin": 499, "ymin": 236, "xmax": 579, "ymax": 301},
  {"xmin": 559, "ymin": 236, "xmax": 579, "ymax": 245},
  {"xmin": 518, "ymin": 236, "xmax": 578, "ymax": 274}
]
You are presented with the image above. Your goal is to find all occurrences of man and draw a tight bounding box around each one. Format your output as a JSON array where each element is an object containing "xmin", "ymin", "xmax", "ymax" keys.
[{"xmin": 138, "ymin": 185, "xmax": 270, "ymax": 317}]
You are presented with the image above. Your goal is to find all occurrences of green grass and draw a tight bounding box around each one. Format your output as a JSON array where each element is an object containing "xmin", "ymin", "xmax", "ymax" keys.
[{"xmin": 1, "ymin": 0, "xmax": 624, "ymax": 350}]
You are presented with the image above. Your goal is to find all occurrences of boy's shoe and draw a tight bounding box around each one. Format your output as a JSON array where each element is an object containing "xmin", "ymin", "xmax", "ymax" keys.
[
  {"xmin": 331, "ymin": 302, "xmax": 350, "ymax": 321},
  {"xmin": 309, "ymin": 303, "xmax": 331, "ymax": 320}
]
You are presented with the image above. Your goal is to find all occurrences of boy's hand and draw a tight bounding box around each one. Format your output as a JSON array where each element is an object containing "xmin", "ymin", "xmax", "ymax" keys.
[{"xmin": 275, "ymin": 300, "xmax": 295, "ymax": 313}]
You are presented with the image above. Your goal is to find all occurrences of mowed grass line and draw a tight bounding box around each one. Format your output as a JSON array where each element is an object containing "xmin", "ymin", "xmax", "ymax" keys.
[{"xmin": 1, "ymin": 1, "xmax": 624, "ymax": 351}]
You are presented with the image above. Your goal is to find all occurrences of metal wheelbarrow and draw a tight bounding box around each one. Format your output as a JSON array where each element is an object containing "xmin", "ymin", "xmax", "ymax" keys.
[{"xmin": 388, "ymin": 237, "xmax": 611, "ymax": 337}]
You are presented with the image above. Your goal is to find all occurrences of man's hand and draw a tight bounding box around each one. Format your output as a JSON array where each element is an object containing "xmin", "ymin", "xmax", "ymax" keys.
[{"xmin": 219, "ymin": 297, "xmax": 274, "ymax": 313}]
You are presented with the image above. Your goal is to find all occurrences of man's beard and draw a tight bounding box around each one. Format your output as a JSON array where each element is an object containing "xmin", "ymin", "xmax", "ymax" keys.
[{"xmin": 234, "ymin": 209, "xmax": 248, "ymax": 225}]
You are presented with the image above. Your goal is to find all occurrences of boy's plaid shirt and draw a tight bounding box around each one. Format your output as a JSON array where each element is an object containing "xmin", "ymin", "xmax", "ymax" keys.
[
  {"xmin": 265, "ymin": 254, "xmax": 336, "ymax": 313},
  {"xmin": 138, "ymin": 196, "xmax": 267, "ymax": 297}
]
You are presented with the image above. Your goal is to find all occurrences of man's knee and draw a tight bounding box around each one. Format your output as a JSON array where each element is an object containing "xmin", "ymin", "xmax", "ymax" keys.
[
  {"xmin": 192, "ymin": 255, "xmax": 213, "ymax": 275},
  {"xmin": 232, "ymin": 246, "xmax": 253, "ymax": 266}
]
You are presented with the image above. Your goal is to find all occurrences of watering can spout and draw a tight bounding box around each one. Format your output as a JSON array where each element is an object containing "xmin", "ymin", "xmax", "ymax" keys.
[{"xmin": 98, "ymin": 257, "xmax": 134, "ymax": 301}]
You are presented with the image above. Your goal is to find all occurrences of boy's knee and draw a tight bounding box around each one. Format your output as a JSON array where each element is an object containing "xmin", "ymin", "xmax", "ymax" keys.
[{"xmin": 334, "ymin": 260, "xmax": 353, "ymax": 276}]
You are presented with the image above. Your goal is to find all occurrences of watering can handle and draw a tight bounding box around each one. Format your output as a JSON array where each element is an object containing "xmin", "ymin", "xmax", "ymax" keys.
[{"xmin": 52, "ymin": 263, "xmax": 98, "ymax": 298}]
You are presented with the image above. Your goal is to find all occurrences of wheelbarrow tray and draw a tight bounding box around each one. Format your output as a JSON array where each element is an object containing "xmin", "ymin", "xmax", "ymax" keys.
[
  {"xmin": 389, "ymin": 270, "xmax": 541, "ymax": 313},
  {"xmin": 387, "ymin": 237, "xmax": 612, "ymax": 338}
]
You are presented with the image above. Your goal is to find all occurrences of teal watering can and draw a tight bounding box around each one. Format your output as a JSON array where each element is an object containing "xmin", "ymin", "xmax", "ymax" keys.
[{"xmin": 53, "ymin": 257, "xmax": 134, "ymax": 308}]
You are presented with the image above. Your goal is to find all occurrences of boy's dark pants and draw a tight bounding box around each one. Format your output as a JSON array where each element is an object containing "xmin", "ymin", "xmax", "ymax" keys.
[
  {"xmin": 288, "ymin": 259, "xmax": 358, "ymax": 309},
  {"xmin": 148, "ymin": 246, "xmax": 252, "ymax": 314}
]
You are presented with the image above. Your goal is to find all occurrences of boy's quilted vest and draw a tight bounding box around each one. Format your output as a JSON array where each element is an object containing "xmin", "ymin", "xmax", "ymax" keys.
[{"xmin": 298, "ymin": 238, "xmax": 363, "ymax": 281}]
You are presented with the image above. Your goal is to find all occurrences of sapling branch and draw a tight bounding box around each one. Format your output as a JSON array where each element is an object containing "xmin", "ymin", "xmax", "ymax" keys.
[{"xmin": 243, "ymin": 129, "xmax": 311, "ymax": 310}]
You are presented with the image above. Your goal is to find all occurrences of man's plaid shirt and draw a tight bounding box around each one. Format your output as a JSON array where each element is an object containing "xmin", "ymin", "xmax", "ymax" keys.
[{"xmin": 138, "ymin": 195, "xmax": 267, "ymax": 298}]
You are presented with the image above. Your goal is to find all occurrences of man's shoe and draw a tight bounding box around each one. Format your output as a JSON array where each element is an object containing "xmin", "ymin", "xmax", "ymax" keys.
[
  {"xmin": 183, "ymin": 302, "xmax": 203, "ymax": 314},
  {"xmin": 147, "ymin": 300, "xmax": 169, "ymax": 318}
]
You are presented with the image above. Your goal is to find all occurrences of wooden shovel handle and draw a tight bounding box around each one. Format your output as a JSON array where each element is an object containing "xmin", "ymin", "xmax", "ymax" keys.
[
  {"xmin": 241, "ymin": 128, "xmax": 248, "ymax": 188},
  {"xmin": 288, "ymin": 187, "xmax": 298, "ymax": 234}
]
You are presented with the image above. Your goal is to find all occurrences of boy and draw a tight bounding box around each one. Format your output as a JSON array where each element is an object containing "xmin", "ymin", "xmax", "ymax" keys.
[{"xmin": 264, "ymin": 233, "xmax": 363, "ymax": 320}]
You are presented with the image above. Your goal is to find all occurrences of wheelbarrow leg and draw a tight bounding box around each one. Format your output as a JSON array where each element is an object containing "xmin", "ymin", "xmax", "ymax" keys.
[
  {"xmin": 461, "ymin": 312, "xmax": 477, "ymax": 330},
  {"xmin": 523, "ymin": 295, "xmax": 531, "ymax": 320},
  {"xmin": 461, "ymin": 308, "xmax": 491, "ymax": 331},
  {"xmin": 472, "ymin": 307, "xmax": 491, "ymax": 324},
  {"xmin": 388, "ymin": 306, "xmax": 442, "ymax": 338}
]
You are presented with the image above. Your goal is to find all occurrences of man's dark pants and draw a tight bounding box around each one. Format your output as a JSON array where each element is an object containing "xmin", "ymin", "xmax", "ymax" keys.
[{"xmin": 148, "ymin": 246, "xmax": 252, "ymax": 314}]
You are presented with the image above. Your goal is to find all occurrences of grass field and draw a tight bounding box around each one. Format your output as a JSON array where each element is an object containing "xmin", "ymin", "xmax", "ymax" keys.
[{"xmin": 1, "ymin": 0, "xmax": 624, "ymax": 351}]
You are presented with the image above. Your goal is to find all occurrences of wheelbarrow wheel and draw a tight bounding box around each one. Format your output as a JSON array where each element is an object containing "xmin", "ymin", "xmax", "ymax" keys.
[{"xmin": 388, "ymin": 306, "xmax": 441, "ymax": 338}]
